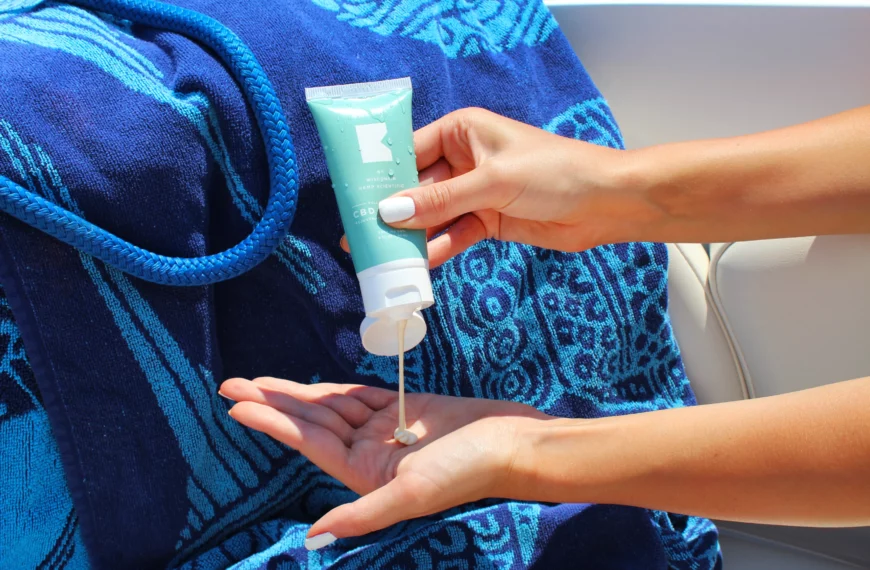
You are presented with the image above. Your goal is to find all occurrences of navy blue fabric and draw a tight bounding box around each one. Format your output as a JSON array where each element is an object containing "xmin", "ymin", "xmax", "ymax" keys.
[{"xmin": 0, "ymin": 1, "xmax": 721, "ymax": 568}]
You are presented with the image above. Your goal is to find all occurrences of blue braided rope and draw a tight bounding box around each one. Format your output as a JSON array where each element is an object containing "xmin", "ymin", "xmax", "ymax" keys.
[{"xmin": 0, "ymin": 0, "xmax": 298, "ymax": 286}]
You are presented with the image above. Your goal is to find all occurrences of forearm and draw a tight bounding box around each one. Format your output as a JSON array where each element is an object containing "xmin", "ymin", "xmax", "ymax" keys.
[
  {"xmin": 505, "ymin": 377, "xmax": 870, "ymax": 526},
  {"xmin": 621, "ymin": 106, "xmax": 870, "ymax": 244}
]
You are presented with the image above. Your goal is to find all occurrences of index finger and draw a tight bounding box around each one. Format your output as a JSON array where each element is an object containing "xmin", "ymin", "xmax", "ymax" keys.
[{"xmin": 413, "ymin": 118, "xmax": 446, "ymax": 172}]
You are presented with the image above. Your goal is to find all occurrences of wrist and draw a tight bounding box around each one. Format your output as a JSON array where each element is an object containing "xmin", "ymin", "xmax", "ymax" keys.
[
  {"xmin": 615, "ymin": 138, "xmax": 772, "ymax": 244},
  {"xmin": 623, "ymin": 142, "xmax": 715, "ymax": 241},
  {"xmin": 579, "ymin": 144, "xmax": 672, "ymax": 246},
  {"xmin": 498, "ymin": 414, "xmax": 657, "ymax": 505},
  {"xmin": 499, "ymin": 417, "xmax": 593, "ymax": 502}
]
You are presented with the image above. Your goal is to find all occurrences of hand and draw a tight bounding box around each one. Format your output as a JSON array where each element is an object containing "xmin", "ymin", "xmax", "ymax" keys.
[
  {"xmin": 342, "ymin": 108, "xmax": 649, "ymax": 267},
  {"xmin": 220, "ymin": 377, "xmax": 551, "ymax": 548}
]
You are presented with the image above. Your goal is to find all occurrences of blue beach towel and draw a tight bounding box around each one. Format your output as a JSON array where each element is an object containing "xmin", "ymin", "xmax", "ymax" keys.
[{"xmin": 0, "ymin": 0, "xmax": 721, "ymax": 568}]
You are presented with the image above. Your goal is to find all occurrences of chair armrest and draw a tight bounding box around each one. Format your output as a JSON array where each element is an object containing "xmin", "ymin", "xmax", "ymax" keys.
[{"xmin": 709, "ymin": 236, "xmax": 870, "ymax": 398}]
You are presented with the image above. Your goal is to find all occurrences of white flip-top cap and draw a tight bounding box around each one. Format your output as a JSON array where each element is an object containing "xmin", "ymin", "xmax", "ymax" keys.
[{"xmin": 357, "ymin": 258, "xmax": 434, "ymax": 356}]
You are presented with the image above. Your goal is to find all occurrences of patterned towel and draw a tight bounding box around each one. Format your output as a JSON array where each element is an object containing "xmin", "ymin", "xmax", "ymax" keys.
[{"xmin": 0, "ymin": 0, "xmax": 721, "ymax": 568}]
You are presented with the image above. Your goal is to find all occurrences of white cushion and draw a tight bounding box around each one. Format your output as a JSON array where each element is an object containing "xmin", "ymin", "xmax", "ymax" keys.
[
  {"xmin": 705, "ymin": 237, "xmax": 870, "ymax": 566},
  {"xmin": 708, "ymin": 236, "xmax": 870, "ymax": 398},
  {"xmin": 666, "ymin": 243, "xmax": 747, "ymax": 404}
]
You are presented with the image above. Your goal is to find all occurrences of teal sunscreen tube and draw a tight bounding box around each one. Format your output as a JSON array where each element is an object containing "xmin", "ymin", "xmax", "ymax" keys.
[{"xmin": 305, "ymin": 78, "xmax": 434, "ymax": 356}]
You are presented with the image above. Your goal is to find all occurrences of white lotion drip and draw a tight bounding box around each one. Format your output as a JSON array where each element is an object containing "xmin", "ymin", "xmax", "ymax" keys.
[{"xmin": 393, "ymin": 319, "xmax": 418, "ymax": 445}]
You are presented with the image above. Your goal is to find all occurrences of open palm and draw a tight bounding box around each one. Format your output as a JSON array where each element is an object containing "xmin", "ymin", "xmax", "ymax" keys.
[{"xmin": 220, "ymin": 376, "xmax": 549, "ymax": 542}]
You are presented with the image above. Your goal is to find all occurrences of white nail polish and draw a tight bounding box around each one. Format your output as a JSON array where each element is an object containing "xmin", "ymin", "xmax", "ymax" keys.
[
  {"xmin": 304, "ymin": 532, "xmax": 337, "ymax": 551},
  {"xmin": 379, "ymin": 197, "xmax": 415, "ymax": 223}
]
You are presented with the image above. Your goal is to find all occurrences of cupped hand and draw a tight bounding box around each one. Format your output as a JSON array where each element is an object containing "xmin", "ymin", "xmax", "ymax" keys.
[
  {"xmin": 220, "ymin": 377, "xmax": 551, "ymax": 548},
  {"xmin": 340, "ymin": 108, "xmax": 647, "ymax": 267}
]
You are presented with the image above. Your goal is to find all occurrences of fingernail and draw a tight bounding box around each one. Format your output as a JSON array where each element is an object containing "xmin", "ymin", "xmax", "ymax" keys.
[
  {"xmin": 339, "ymin": 236, "xmax": 349, "ymax": 252},
  {"xmin": 218, "ymin": 391, "xmax": 234, "ymax": 402},
  {"xmin": 304, "ymin": 532, "xmax": 337, "ymax": 551},
  {"xmin": 379, "ymin": 197, "xmax": 415, "ymax": 223}
]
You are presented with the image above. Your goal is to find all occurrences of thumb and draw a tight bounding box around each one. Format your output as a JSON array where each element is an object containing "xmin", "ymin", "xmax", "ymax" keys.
[
  {"xmin": 304, "ymin": 475, "xmax": 430, "ymax": 550},
  {"xmin": 379, "ymin": 169, "xmax": 495, "ymax": 230}
]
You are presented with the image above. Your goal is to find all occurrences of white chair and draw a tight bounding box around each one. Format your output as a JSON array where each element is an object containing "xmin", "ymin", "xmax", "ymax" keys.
[{"xmin": 667, "ymin": 237, "xmax": 870, "ymax": 569}]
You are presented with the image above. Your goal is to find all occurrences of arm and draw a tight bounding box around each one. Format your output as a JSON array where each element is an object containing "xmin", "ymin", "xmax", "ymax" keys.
[
  {"xmin": 506, "ymin": 376, "xmax": 870, "ymax": 527},
  {"xmin": 373, "ymin": 106, "xmax": 870, "ymax": 266},
  {"xmin": 222, "ymin": 375, "xmax": 870, "ymax": 548},
  {"xmin": 629, "ymin": 105, "xmax": 870, "ymax": 244}
]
